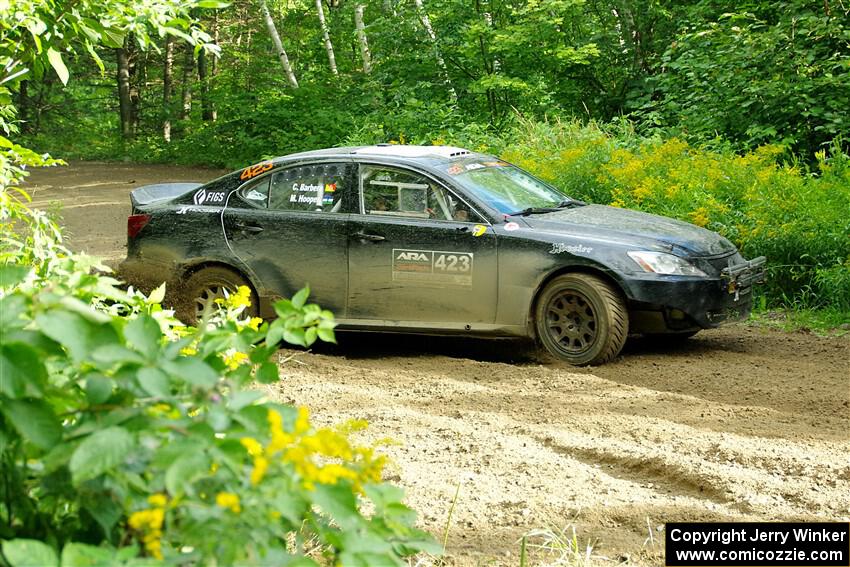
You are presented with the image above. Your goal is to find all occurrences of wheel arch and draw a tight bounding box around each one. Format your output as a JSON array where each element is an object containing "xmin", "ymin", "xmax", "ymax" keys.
[
  {"xmin": 177, "ymin": 259, "xmax": 261, "ymax": 299},
  {"xmin": 527, "ymin": 264, "xmax": 630, "ymax": 339}
]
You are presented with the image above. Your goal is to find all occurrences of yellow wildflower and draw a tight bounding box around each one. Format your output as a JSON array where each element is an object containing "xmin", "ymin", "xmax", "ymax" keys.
[
  {"xmin": 180, "ymin": 345, "xmax": 198, "ymax": 356},
  {"xmin": 240, "ymin": 437, "xmax": 263, "ymax": 457},
  {"xmin": 223, "ymin": 350, "xmax": 249, "ymax": 370},
  {"xmin": 251, "ymin": 455, "xmax": 269, "ymax": 485},
  {"xmin": 128, "ymin": 506, "xmax": 165, "ymax": 560},
  {"xmin": 294, "ymin": 406, "xmax": 310, "ymax": 435},
  {"xmin": 147, "ymin": 493, "xmax": 167, "ymax": 508},
  {"xmin": 267, "ymin": 409, "xmax": 293, "ymax": 454},
  {"xmin": 247, "ymin": 317, "xmax": 263, "ymax": 331},
  {"xmin": 215, "ymin": 492, "xmax": 241, "ymax": 514}
]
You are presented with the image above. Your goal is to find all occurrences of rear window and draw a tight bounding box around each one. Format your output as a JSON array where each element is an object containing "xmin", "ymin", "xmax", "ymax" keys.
[{"xmin": 268, "ymin": 163, "xmax": 349, "ymax": 213}]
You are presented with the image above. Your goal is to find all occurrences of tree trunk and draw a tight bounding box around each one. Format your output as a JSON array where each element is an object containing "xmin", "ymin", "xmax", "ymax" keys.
[
  {"xmin": 198, "ymin": 50, "xmax": 213, "ymax": 122},
  {"xmin": 315, "ymin": 0, "xmax": 339, "ymax": 75},
  {"xmin": 116, "ymin": 46, "xmax": 133, "ymax": 140},
  {"xmin": 354, "ymin": 4, "xmax": 372, "ymax": 73},
  {"xmin": 17, "ymin": 80, "xmax": 29, "ymax": 133},
  {"xmin": 413, "ymin": 0, "xmax": 457, "ymax": 102},
  {"xmin": 210, "ymin": 12, "xmax": 219, "ymax": 121},
  {"xmin": 132, "ymin": 49, "xmax": 145, "ymax": 134},
  {"xmin": 180, "ymin": 43, "xmax": 194, "ymax": 120},
  {"xmin": 260, "ymin": 0, "xmax": 299, "ymax": 88},
  {"xmin": 163, "ymin": 37, "xmax": 174, "ymax": 142}
]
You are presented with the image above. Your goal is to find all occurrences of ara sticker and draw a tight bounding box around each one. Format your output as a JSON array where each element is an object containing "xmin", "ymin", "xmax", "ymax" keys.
[
  {"xmin": 465, "ymin": 163, "xmax": 485, "ymax": 171},
  {"xmin": 549, "ymin": 243, "xmax": 593, "ymax": 255},
  {"xmin": 472, "ymin": 224, "xmax": 487, "ymax": 237},
  {"xmin": 246, "ymin": 190, "xmax": 267, "ymax": 201},
  {"xmin": 193, "ymin": 189, "xmax": 226, "ymax": 205},
  {"xmin": 240, "ymin": 161, "xmax": 273, "ymax": 181},
  {"xmin": 392, "ymin": 249, "xmax": 473, "ymax": 286},
  {"xmin": 324, "ymin": 182, "xmax": 337, "ymax": 193},
  {"xmin": 504, "ymin": 222, "xmax": 520, "ymax": 231},
  {"xmin": 447, "ymin": 164, "xmax": 464, "ymax": 175}
]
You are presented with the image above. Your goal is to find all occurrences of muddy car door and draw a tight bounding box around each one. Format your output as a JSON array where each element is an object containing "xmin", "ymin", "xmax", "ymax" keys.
[
  {"xmin": 346, "ymin": 163, "xmax": 498, "ymax": 329},
  {"xmin": 222, "ymin": 162, "xmax": 356, "ymax": 316}
]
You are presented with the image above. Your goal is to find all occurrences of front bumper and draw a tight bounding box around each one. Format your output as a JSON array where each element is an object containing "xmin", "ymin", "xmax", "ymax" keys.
[{"xmin": 623, "ymin": 256, "xmax": 766, "ymax": 331}]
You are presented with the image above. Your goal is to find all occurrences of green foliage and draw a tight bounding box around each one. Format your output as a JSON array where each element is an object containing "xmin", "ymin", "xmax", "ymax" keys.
[
  {"xmin": 0, "ymin": 257, "xmax": 437, "ymax": 564},
  {"xmin": 647, "ymin": 5, "xmax": 850, "ymax": 156}
]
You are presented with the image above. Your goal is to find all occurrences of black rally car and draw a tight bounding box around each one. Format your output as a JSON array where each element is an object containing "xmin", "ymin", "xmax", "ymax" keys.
[{"xmin": 121, "ymin": 145, "xmax": 766, "ymax": 365}]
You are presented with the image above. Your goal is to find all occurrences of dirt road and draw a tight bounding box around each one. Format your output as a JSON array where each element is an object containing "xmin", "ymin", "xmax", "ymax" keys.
[{"xmin": 25, "ymin": 163, "xmax": 850, "ymax": 565}]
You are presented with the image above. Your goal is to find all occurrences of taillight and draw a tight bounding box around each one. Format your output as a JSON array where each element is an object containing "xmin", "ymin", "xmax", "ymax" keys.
[{"xmin": 127, "ymin": 214, "xmax": 151, "ymax": 238}]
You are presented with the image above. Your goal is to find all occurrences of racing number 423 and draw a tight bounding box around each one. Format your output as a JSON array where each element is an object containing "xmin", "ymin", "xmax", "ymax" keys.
[{"xmin": 434, "ymin": 253, "xmax": 471, "ymax": 273}]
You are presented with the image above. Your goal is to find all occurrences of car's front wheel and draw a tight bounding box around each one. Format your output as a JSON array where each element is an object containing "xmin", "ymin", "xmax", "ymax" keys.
[
  {"xmin": 177, "ymin": 266, "xmax": 259, "ymax": 325},
  {"xmin": 534, "ymin": 273, "xmax": 628, "ymax": 366}
]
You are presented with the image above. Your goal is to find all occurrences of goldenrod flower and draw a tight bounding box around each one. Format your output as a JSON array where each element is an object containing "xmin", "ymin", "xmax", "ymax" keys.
[
  {"xmin": 247, "ymin": 317, "xmax": 263, "ymax": 331},
  {"xmin": 147, "ymin": 493, "xmax": 168, "ymax": 508},
  {"xmin": 240, "ymin": 437, "xmax": 263, "ymax": 457},
  {"xmin": 215, "ymin": 492, "xmax": 241, "ymax": 514},
  {"xmin": 251, "ymin": 455, "xmax": 268, "ymax": 485},
  {"xmin": 223, "ymin": 350, "xmax": 249, "ymax": 370}
]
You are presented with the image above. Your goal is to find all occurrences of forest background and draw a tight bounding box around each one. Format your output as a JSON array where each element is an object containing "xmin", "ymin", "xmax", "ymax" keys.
[{"xmin": 11, "ymin": 0, "xmax": 850, "ymax": 317}]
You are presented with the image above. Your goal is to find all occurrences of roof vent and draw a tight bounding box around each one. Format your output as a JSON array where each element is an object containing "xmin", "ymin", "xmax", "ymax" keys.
[{"xmin": 448, "ymin": 150, "xmax": 471, "ymax": 157}]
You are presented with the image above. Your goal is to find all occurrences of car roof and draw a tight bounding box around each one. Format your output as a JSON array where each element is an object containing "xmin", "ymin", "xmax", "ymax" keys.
[{"xmin": 279, "ymin": 144, "xmax": 477, "ymax": 163}]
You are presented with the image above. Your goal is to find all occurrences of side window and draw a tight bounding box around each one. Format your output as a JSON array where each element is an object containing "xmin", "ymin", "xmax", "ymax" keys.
[
  {"xmin": 238, "ymin": 176, "xmax": 271, "ymax": 208},
  {"xmin": 268, "ymin": 163, "xmax": 350, "ymax": 212},
  {"xmin": 360, "ymin": 165, "xmax": 483, "ymax": 222}
]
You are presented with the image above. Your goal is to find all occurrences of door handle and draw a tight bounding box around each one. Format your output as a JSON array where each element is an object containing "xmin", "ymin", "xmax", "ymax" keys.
[
  {"xmin": 352, "ymin": 231, "xmax": 385, "ymax": 242},
  {"xmin": 235, "ymin": 223, "xmax": 264, "ymax": 234}
]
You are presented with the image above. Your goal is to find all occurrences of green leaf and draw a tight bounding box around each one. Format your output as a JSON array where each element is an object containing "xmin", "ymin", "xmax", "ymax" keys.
[
  {"xmin": 137, "ymin": 367, "xmax": 170, "ymax": 397},
  {"xmin": 195, "ymin": 0, "xmax": 230, "ymax": 8},
  {"xmin": 100, "ymin": 28, "xmax": 124, "ymax": 48},
  {"xmin": 266, "ymin": 320, "xmax": 284, "ymax": 346},
  {"xmin": 312, "ymin": 483, "xmax": 363, "ymax": 531},
  {"xmin": 165, "ymin": 450, "xmax": 209, "ymax": 497},
  {"xmin": 60, "ymin": 542, "xmax": 114, "ymax": 567},
  {"xmin": 2, "ymin": 539, "xmax": 59, "ymax": 567},
  {"xmin": 163, "ymin": 358, "xmax": 219, "ymax": 389},
  {"xmin": 0, "ymin": 343, "xmax": 47, "ymax": 399},
  {"xmin": 304, "ymin": 326, "xmax": 318, "ymax": 345},
  {"xmin": 227, "ymin": 390, "xmax": 265, "ymax": 410},
  {"xmin": 283, "ymin": 328, "xmax": 306, "ymax": 347},
  {"xmin": 0, "ymin": 264, "xmax": 30, "ymax": 287},
  {"xmin": 255, "ymin": 362, "xmax": 279, "ymax": 384},
  {"xmin": 70, "ymin": 426, "xmax": 135, "ymax": 485},
  {"xmin": 84, "ymin": 493, "xmax": 123, "ymax": 539},
  {"xmin": 37, "ymin": 310, "xmax": 118, "ymax": 362},
  {"xmin": 146, "ymin": 283, "xmax": 166, "ymax": 304},
  {"xmin": 291, "ymin": 286, "xmax": 310, "ymax": 309},
  {"xmin": 85, "ymin": 374, "xmax": 113, "ymax": 405},
  {"xmin": 47, "ymin": 48, "xmax": 69, "ymax": 85},
  {"xmin": 124, "ymin": 315, "xmax": 161, "ymax": 359},
  {"xmin": 2, "ymin": 399, "xmax": 62, "ymax": 450},
  {"xmin": 317, "ymin": 327, "xmax": 336, "ymax": 343}
]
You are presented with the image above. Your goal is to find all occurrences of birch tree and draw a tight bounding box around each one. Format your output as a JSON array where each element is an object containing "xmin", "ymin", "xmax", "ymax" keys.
[
  {"xmin": 260, "ymin": 0, "xmax": 299, "ymax": 88},
  {"xmin": 162, "ymin": 37, "xmax": 174, "ymax": 141},
  {"xmin": 413, "ymin": 0, "xmax": 456, "ymax": 102},
  {"xmin": 354, "ymin": 4, "xmax": 371, "ymax": 73},
  {"xmin": 315, "ymin": 0, "xmax": 338, "ymax": 75}
]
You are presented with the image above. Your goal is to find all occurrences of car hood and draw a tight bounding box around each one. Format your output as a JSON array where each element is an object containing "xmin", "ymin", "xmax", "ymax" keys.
[{"xmin": 522, "ymin": 204, "xmax": 737, "ymax": 257}]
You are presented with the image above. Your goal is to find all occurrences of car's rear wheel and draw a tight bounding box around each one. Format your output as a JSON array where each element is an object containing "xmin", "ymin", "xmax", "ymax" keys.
[
  {"xmin": 534, "ymin": 273, "xmax": 628, "ymax": 366},
  {"xmin": 177, "ymin": 266, "xmax": 258, "ymax": 325}
]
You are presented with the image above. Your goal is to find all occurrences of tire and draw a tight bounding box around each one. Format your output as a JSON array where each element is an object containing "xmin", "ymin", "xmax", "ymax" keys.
[
  {"xmin": 176, "ymin": 266, "xmax": 258, "ymax": 325},
  {"xmin": 534, "ymin": 273, "xmax": 629, "ymax": 366}
]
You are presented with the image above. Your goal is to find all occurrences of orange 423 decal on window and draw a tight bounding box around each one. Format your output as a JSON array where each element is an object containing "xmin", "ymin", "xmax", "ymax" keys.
[{"xmin": 240, "ymin": 161, "xmax": 273, "ymax": 181}]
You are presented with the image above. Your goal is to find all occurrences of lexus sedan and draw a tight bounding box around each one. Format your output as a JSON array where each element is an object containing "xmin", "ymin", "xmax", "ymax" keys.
[{"xmin": 120, "ymin": 145, "xmax": 765, "ymax": 365}]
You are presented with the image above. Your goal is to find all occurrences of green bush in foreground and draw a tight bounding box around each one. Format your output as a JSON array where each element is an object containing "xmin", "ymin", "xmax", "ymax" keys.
[{"xmin": 0, "ymin": 162, "xmax": 437, "ymax": 564}]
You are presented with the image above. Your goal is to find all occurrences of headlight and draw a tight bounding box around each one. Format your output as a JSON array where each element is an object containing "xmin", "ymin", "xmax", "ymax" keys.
[{"xmin": 627, "ymin": 251, "xmax": 707, "ymax": 276}]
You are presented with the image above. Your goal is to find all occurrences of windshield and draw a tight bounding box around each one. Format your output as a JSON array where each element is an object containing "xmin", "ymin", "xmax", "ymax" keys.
[{"xmin": 445, "ymin": 162, "xmax": 568, "ymax": 214}]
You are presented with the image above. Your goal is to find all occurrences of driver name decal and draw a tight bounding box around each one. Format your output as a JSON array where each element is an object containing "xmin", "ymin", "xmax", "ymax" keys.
[
  {"xmin": 550, "ymin": 243, "xmax": 593, "ymax": 255},
  {"xmin": 392, "ymin": 249, "xmax": 473, "ymax": 286}
]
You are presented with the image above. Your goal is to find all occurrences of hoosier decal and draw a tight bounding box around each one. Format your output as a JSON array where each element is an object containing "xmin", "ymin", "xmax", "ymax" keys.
[{"xmin": 392, "ymin": 249, "xmax": 473, "ymax": 286}]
